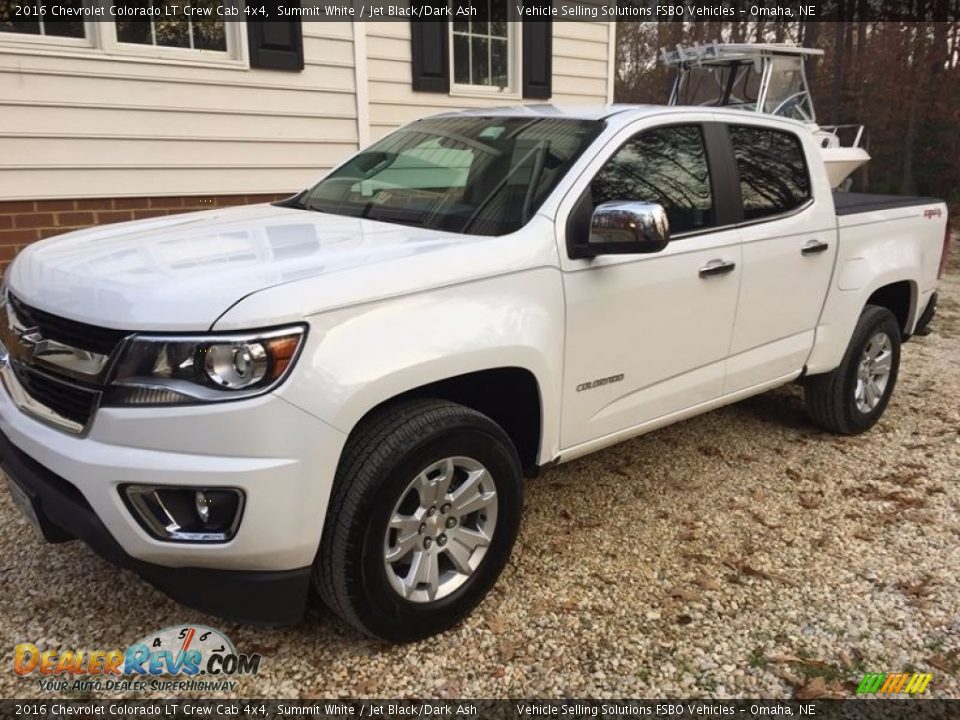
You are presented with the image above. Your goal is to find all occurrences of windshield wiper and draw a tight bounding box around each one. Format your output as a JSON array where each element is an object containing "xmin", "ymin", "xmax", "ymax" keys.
[{"xmin": 274, "ymin": 192, "xmax": 310, "ymax": 210}]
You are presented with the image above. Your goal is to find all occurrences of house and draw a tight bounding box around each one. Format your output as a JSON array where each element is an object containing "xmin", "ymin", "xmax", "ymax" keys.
[{"xmin": 0, "ymin": 9, "xmax": 616, "ymax": 270}]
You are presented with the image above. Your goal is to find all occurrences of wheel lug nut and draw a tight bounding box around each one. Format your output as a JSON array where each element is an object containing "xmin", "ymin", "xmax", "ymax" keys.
[
  {"xmin": 437, "ymin": 535, "xmax": 447, "ymax": 546},
  {"xmin": 445, "ymin": 516, "xmax": 457, "ymax": 528},
  {"xmin": 427, "ymin": 507, "xmax": 437, "ymax": 517},
  {"xmin": 440, "ymin": 503, "xmax": 451, "ymax": 514},
  {"xmin": 418, "ymin": 523, "xmax": 427, "ymax": 535},
  {"xmin": 423, "ymin": 537, "xmax": 433, "ymax": 549}
]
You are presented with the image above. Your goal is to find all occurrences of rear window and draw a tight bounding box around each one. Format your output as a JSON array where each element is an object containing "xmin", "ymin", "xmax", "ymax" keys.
[{"xmin": 729, "ymin": 125, "xmax": 811, "ymax": 221}]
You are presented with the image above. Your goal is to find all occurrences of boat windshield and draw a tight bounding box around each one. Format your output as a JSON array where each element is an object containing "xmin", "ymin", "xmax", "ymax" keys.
[
  {"xmin": 761, "ymin": 58, "xmax": 808, "ymax": 119},
  {"xmin": 671, "ymin": 56, "xmax": 811, "ymax": 121},
  {"xmin": 292, "ymin": 116, "xmax": 604, "ymax": 236},
  {"xmin": 672, "ymin": 62, "xmax": 761, "ymax": 110}
]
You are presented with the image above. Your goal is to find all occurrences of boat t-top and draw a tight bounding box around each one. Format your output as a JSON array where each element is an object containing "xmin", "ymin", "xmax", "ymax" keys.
[{"xmin": 661, "ymin": 42, "xmax": 870, "ymax": 189}]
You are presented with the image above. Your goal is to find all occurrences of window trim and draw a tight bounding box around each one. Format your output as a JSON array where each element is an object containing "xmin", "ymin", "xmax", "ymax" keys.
[
  {"xmin": 0, "ymin": 0, "xmax": 96, "ymax": 50},
  {"xmin": 0, "ymin": 2, "xmax": 247, "ymax": 69},
  {"xmin": 100, "ymin": 4, "xmax": 245, "ymax": 65},
  {"xmin": 586, "ymin": 122, "xmax": 721, "ymax": 240},
  {"xmin": 564, "ymin": 120, "xmax": 750, "ymax": 259},
  {"xmin": 0, "ymin": 25, "xmax": 94, "ymax": 49},
  {"xmin": 448, "ymin": 16, "xmax": 521, "ymax": 100}
]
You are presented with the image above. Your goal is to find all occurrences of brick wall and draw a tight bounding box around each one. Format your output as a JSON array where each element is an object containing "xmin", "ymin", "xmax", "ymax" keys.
[{"xmin": 0, "ymin": 193, "xmax": 291, "ymax": 273}]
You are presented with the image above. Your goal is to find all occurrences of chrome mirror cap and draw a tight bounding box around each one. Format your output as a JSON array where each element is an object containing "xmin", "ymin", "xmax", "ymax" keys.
[{"xmin": 587, "ymin": 201, "xmax": 670, "ymax": 256}]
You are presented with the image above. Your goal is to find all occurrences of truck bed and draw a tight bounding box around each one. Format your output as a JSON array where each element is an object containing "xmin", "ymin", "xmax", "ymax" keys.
[{"xmin": 833, "ymin": 191, "xmax": 942, "ymax": 216}]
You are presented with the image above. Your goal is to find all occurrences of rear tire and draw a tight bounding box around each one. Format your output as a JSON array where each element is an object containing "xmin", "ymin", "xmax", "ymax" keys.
[
  {"xmin": 314, "ymin": 398, "xmax": 524, "ymax": 642},
  {"xmin": 804, "ymin": 304, "xmax": 901, "ymax": 435}
]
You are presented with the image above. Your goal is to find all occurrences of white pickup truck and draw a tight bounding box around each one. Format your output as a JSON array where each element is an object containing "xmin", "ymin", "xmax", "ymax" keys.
[{"xmin": 0, "ymin": 106, "xmax": 950, "ymax": 641}]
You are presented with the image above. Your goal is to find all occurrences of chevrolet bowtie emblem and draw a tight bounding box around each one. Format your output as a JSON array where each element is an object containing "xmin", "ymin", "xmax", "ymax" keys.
[{"xmin": 20, "ymin": 330, "xmax": 42, "ymax": 349}]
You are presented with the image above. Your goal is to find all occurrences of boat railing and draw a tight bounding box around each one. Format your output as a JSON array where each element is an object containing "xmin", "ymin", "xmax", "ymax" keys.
[{"xmin": 816, "ymin": 124, "xmax": 866, "ymax": 150}]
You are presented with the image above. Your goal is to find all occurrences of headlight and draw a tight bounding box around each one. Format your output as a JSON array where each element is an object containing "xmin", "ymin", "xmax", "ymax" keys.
[{"xmin": 103, "ymin": 325, "xmax": 306, "ymax": 406}]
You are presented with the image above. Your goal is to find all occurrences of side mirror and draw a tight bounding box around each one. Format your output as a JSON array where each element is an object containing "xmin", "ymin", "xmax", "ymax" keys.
[{"xmin": 579, "ymin": 201, "xmax": 670, "ymax": 257}]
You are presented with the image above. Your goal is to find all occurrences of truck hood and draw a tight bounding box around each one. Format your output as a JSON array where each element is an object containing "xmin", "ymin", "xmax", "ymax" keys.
[{"xmin": 5, "ymin": 204, "xmax": 490, "ymax": 331}]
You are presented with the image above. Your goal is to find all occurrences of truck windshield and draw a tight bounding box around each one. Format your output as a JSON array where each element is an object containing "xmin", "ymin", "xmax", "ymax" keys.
[{"xmin": 293, "ymin": 117, "xmax": 604, "ymax": 235}]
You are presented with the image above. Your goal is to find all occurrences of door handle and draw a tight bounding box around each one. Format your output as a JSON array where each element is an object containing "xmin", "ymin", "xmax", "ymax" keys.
[
  {"xmin": 698, "ymin": 259, "xmax": 736, "ymax": 278},
  {"xmin": 801, "ymin": 239, "xmax": 830, "ymax": 255}
]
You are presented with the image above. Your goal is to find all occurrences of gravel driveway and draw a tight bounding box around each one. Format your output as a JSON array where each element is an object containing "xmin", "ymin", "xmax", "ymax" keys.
[{"xmin": 2, "ymin": 241, "xmax": 958, "ymax": 701}]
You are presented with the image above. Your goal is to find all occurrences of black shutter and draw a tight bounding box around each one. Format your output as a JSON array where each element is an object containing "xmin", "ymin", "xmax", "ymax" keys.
[
  {"xmin": 410, "ymin": 15, "xmax": 450, "ymax": 93},
  {"xmin": 522, "ymin": 7, "xmax": 552, "ymax": 99},
  {"xmin": 248, "ymin": 12, "xmax": 304, "ymax": 72}
]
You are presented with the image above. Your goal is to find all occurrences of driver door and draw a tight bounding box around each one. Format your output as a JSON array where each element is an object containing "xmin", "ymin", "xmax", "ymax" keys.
[{"xmin": 559, "ymin": 122, "xmax": 742, "ymax": 450}]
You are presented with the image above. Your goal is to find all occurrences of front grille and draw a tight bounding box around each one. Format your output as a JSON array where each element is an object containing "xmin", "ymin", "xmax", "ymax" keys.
[
  {"xmin": 12, "ymin": 363, "xmax": 99, "ymax": 427},
  {"xmin": 8, "ymin": 294, "xmax": 129, "ymax": 356}
]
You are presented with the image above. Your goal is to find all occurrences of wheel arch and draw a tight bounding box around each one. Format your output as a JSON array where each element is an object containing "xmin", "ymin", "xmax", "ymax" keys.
[
  {"xmin": 348, "ymin": 367, "xmax": 544, "ymax": 477},
  {"xmin": 865, "ymin": 279, "xmax": 917, "ymax": 338},
  {"xmin": 807, "ymin": 274, "xmax": 920, "ymax": 375}
]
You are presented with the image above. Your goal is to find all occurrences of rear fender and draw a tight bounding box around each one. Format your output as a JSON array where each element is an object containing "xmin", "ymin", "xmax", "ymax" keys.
[{"xmin": 806, "ymin": 216, "xmax": 924, "ymax": 374}]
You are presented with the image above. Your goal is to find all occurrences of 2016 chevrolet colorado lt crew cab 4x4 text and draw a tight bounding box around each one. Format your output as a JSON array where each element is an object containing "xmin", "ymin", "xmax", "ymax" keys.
[{"xmin": 0, "ymin": 105, "xmax": 950, "ymax": 641}]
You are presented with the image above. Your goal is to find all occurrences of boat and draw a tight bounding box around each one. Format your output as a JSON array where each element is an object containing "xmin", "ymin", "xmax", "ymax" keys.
[{"xmin": 660, "ymin": 42, "xmax": 870, "ymax": 189}]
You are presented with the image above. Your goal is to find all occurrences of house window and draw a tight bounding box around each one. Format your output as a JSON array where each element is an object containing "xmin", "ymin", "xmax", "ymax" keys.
[
  {"xmin": 0, "ymin": 0, "xmax": 86, "ymax": 39},
  {"xmin": 113, "ymin": 1, "xmax": 226, "ymax": 52},
  {"xmin": 451, "ymin": 0, "xmax": 515, "ymax": 92}
]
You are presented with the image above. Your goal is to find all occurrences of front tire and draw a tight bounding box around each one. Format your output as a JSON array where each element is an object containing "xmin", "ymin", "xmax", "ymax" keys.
[
  {"xmin": 804, "ymin": 304, "xmax": 901, "ymax": 435},
  {"xmin": 314, "ymin": 399, "xmax": 524, "ymax": 641}
]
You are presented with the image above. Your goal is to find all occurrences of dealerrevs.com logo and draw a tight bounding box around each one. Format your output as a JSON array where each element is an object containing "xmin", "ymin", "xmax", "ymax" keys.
[{"xmin": 13, "ymin": 625, "xmax": 262, "ymax": 693}]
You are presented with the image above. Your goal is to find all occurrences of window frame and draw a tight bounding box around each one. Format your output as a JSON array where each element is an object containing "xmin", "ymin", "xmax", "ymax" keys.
[
  {"xmin": 0, "ymin": 1, "xmax": 247, "ymax": 69},
  {"xmin": 562, "ymin": 120, "xmax": 749, "ymax": 259},
  {"xmin": 585, "ymin": 122, "xmax": 727, "ymax": 241},
  {"xmin": 727, "ymin": 123, "xmax": 814, "ymax": 226},
  {"xmin": 101, "ymin": 2, "xmax": 245, "ymax": 64},
  {"xmin": 448, "ymin": 13, "xmax": 521, "ymax": 99},
  {"xmin": 0, "ymin": 0, "xmax": 95, "ymax": 49}
]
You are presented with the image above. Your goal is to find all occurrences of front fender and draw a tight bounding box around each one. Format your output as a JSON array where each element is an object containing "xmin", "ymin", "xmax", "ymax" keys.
[{"xmin": 275, "ymin": 268, "xmax": 565, "ymax": 464}]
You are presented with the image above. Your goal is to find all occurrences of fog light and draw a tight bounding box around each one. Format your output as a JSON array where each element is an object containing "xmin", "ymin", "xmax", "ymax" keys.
[
  {"xmin": 121, "ymin": 485, "xmax": 244, "ymax": 543},
  {"xmin": 195, "ymin": 491, "xmax": 211, "ymax": 523}
]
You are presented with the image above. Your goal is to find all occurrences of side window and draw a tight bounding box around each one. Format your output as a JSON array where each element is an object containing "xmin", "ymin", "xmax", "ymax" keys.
[
  {"xmin": 729, "ymin": 126, "xmax": 811, "ymax": 220},
  {"xmin": 591, "ymin": 125, "xmax": 715, "ymax": 235}
]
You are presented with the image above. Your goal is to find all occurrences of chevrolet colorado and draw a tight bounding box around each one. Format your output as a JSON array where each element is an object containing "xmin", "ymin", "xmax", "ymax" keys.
[{"xmin": 0, "ymin": 106, "xmax": 950, "ymax": 641}]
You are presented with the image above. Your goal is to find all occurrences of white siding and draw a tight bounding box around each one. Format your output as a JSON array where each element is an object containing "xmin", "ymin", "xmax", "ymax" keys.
[
  {"xmin": 364, "ymin": 21, "xmax": 613, "ymax": 142},
  {"xmin": 0, "ymin": 20, "xmax": 613, "ymax": 201},
  {"xmin": 0, "ymin": 23, "xmax": 358, "ymax": 201}
]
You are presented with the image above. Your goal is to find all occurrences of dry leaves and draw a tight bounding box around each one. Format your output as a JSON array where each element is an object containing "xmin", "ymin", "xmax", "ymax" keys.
[
  {"xmin": 898, "ymin": 574, "xmax": 937, "ymax": 606},
  {"xmin": 794, "ymin": 676, "xmax": 846, "ymax": 700},
  {"xmin": 697, "ymin": 576, "xmax": 723, "ymax": 592},
  {"xmin": 666, "ymin": 585, "xmax": 700, "ymax": 602},
  {"xmin": 498, "ymin": 638, "xmax": 518, "ymax": 662},
  {"xmin": 724, "ymin": 559, "xmax": 790, "ymax": 583},
  {"xmin": 928, "ymin": 652, "xmax": 959, "ymax": 673},
  {"xmin": 880, "ymin": 491, "xmax": 927, "ymax": 509},
  {"xmin": 749, "ymin": 510, "xmax": 781, "ymax": 529},
  {"xmin": 798, "ymin": 493, "xmax": 821, "ymax": 509},
  {"xmin": 485, "ymin": 614, "xmax": 507, "ymax": 635}
]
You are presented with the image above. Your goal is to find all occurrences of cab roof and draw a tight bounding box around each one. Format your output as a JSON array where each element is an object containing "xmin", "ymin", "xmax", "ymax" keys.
[{"xmin": 432, "ymin": 104, "xmax": 811, "ymax": 132}]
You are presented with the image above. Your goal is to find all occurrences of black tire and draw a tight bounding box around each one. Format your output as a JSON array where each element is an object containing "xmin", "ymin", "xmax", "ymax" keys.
[
  {"xmin": 314, "ymin": 398, "xmax": 524, "ymax": 641},
  {"xmin": 804, "ymin": 304, "xmax": 902, "ymax": 435}
]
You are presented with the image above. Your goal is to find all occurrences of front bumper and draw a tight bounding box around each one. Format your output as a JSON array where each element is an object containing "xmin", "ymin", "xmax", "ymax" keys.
[
  {"xmin": 0, "ymin": 371, "xmax": 348, "ymax": 623},
  {"xmin": 0, "ymin": 429, "xmax": 310, "ymax": 623}
]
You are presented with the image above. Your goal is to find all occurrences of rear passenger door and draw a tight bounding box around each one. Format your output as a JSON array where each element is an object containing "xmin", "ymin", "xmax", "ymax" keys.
[{"xmin": 724, "ymin": 122, "xmax": 838, "ymax": 394}]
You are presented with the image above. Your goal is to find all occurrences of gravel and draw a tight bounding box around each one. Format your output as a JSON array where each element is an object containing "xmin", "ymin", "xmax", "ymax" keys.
[{"xmin": 2, "ymin": 241, "xmax": 958, "ymax": 700}]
